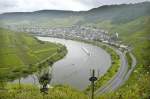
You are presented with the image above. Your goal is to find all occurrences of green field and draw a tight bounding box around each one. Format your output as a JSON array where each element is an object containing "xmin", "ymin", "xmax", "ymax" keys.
[{"xmin": 0, "ymin": 28, "xmax": 67, "ymax": 82}]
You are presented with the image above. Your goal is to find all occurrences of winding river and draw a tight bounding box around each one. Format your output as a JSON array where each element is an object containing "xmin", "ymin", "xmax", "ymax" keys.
[{"xmin": 14, "ymin": 37, "xmax": 111, "ymax": 90}]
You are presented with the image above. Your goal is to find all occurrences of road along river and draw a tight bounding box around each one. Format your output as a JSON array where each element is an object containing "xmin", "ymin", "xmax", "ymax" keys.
[{"xmin": 14, "ymin": 37, "xmax": 111, "ymax": 90}]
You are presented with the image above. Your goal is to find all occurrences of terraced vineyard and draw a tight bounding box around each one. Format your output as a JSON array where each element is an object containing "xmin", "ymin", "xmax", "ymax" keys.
[{"xmin": 0, "ymin": 28, "xmax": 67, "ymax": 81}]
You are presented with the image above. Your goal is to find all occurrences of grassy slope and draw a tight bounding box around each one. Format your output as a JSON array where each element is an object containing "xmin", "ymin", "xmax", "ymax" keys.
[
  {"xmin": 0, "ymin": 28, "xmax": 67, "ymax": 81},
  {"xmin": 0, "ymin": 84, "xmax": 88, "ymax": 99},
  {"xmin": 96, "ymin": 16, "xmax": 150, "ymax": 98}
]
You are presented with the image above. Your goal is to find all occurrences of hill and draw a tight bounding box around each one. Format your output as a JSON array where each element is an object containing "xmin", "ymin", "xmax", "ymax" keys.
[
  {"xmin": 0, "ymin": 2, "xmax": 149, "ymax": 27},
  {"xmin": 0, "ymin": 28, "xmax": 67, "ymax": 82}
]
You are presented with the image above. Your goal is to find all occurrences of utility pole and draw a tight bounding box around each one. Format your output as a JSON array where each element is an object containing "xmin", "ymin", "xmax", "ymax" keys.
[{"xmin": 89, "ymin": 69, "xmax": 97, "ymax": 99}]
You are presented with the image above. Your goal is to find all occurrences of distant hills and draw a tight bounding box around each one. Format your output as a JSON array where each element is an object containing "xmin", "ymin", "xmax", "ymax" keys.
[{"xmin": 0, "ymin": 2, "xmax": 149, "ymax": 26}]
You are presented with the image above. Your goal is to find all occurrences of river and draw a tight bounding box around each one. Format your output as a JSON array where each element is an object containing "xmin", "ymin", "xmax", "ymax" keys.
[{"xmin": 14, "ymin": 37, "xmax": 111, "ymax": 90}]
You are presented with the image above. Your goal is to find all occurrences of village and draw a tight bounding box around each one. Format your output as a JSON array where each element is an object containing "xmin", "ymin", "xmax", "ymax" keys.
[{"xmin": 3, "ymin": 24, "xmax": 129, "ymax": 50}]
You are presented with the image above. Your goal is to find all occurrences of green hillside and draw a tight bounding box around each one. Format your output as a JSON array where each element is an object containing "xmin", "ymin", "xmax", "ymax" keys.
[
  {"xmin": 94, "ymin": 16, "xmax": 150, "ymax": 99},
  {"xmin": 0, "ymin": 2, "xmax": 149, "ymax": 27},
  {"xmin": 0, "ymin": 28, "xmax": 67, "ymax": 81}
]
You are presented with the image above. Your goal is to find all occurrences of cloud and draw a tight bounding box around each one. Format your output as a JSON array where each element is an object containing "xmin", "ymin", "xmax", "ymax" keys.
[
  {"xmin": 0, "ymin": 0, "xmax": 91, "ymax": 13},
  {"xmin": 0, "ymin": 0, "xmax": 150, "ymax": 14},
  {"xmin": 0, "ymin": 0, "xmax": 17, "ymax": 9}
]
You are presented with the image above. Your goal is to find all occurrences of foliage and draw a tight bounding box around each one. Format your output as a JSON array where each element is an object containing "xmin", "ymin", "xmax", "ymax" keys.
[{"xmin": 126, "ymin": 52, "xmax": 132, "ymax": 70}]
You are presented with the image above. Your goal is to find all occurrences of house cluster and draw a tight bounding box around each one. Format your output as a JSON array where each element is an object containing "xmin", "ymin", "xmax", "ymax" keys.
[
  {"xmin": 3, "ymin": 24, "xmax": 129, "ymax": 50},
  {"xmin": 6, "ymin": 25, "xmax": 113, "ymax": 40}
]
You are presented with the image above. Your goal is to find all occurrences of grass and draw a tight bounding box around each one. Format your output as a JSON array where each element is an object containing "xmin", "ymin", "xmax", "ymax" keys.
[
  {"xmin": 0, "ymin": 28, "xmax": 67, "ymax": 82},
  {"xmin": 0, "ymin": 84, "xmax": 88, "ymax": 99}
]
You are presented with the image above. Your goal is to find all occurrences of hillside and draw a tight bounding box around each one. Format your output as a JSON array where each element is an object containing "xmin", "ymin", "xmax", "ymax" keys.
[
  {"xmin": 0, "ymin": 28, "xmax": 67, "ymax": 82},
  {"xmin": 96, "ymin": 16, "xmax": 150, "ymax": 99},
  {"xmin": 0, "ymin": 2, "xmax": 150, "ymax": 27}
]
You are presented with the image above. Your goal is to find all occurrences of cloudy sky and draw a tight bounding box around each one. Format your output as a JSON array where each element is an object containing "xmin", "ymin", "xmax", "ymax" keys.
[{"xmin": 0, "ymin": 0, "xmax": 149, "ymax": 14}]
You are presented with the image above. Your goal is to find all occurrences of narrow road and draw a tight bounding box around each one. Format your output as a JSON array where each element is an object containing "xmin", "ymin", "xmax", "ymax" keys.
[
  {"xmin": 122, "ymin": 53, "xmax": 137, "ymax": 85},
  {"xmin": 95, "ymin": 49, "xmax": 136, "ymax": 95}
]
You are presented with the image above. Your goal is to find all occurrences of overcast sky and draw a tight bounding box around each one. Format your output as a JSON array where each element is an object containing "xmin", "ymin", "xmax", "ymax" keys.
[{"xmin": 0, "ymin": 0, "xmax": 149, "ymax": 14}]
